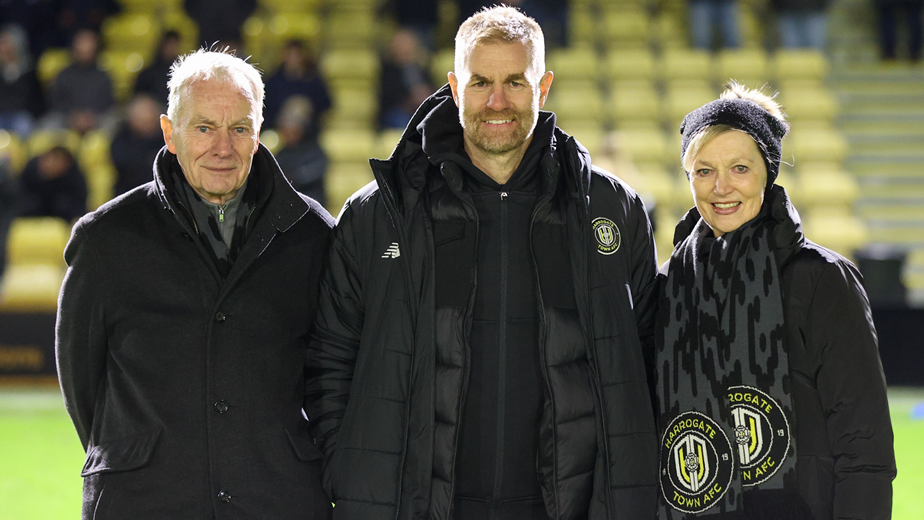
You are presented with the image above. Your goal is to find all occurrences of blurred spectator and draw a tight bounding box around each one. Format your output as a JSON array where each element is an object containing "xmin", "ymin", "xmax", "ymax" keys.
[
  {"xmin": 55, "ymin": 0, "xmax": 120, "ymax": 44},
  {"xmin": 110, "ymin": 94, "xmax": 164, "ymax": 196},
  {"xmin": 264, "ymin": 39, "xmax": 331, "ymax": 134},
  {"xmin": 20, "ymin": 145, "xmax": 87, "ymax": 222},
  {"xmin": 133, "ymin": 30, "xmax": 182, "ymax": 104},
  {"xmin": 45, "ymin": 28, "xmax": 115, "ymax": 134},
  {"xmin": 688, "ymin": 0, "xmax": 741, "ymax": 50},
  {"xmin": 184, "ymin": 0, "xmax": 255, "ymax": 51},
  {"xmin": 387, "ymin": 0, "xmax": 439, "ymax": 49},
  {"xmin": 457, "ymin": 0, "xmax": 567, "ymax": 47},
  {"xmin": 378, "ymin": 28, "xmax": 434, "ymax": 130},
  {"xmin": 0, "ymin": 157, "xmax": 17, "ymax": 285},
  {"xmin": 274, "ymin": 96, "xmax": 327, "ymax": 206},
  {"xmin": 772, "ymin": 0, "xmax": 830, "ymax": 50},
  {"xmin": 876, "ymin": 0, "xmax": 923, "ymax": 62},
  {"xmin": 0, "ymin": 0, "xmax": 118, "ymax": 56},
  {"xmin": 0, "ymin": 23, "xmax": 46, "ymax": 137}
]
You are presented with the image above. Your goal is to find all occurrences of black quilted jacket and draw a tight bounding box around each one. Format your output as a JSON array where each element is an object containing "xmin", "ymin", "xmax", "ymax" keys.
[{"xmin": 306, "ymin": 86, "xmax": 661, "ymax": 520}]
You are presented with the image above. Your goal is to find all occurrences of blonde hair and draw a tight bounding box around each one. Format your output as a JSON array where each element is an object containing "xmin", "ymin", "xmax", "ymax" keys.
[
  {"xmin": 454, "ymin": 5, "xmax": 545, "ymax": 83},
  {"xmin": 166, "ymin": 49, "xmax": 265, "ymax": 127},
  {"xmin": 682, "ymin": 81, "xmax": 787, "ymax": 173}
]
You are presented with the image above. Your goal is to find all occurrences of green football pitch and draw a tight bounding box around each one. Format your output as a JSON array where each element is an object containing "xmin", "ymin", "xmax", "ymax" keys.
[{"xmin": 1, "ymin": 384, "xmax": 922, "ymax": 519}]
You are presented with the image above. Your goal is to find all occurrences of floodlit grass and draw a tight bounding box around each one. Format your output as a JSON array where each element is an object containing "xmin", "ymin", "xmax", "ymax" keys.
[{"xmin": 1, "ymin": 384, "xmax": 922, "ymax": 519}]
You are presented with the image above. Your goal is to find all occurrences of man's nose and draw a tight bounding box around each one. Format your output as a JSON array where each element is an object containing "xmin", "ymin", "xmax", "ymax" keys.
[
  {"xmin": 212, "ymin": 129, "xmax": 233, "ymax": 156},
  {"xmin": 486, "ymin": 84, "xmax": 509, "ymax": 111}
]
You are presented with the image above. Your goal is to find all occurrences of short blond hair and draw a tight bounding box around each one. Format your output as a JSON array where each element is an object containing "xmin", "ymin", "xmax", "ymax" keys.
[
  {"xmin": 682, "ymin": 81, "xmax": 787, "ymax": 173},
  {"xmin": 166, "ymin": 49, "xmax": 265, "ymax": 127},
  {"xmin": 454, "ymin": 5, "xmax": 545, "ymax": 82}
]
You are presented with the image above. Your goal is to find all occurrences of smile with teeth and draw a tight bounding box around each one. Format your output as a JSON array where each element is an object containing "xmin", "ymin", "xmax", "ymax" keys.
[
  {"xmin": 484, "ymin": 119, "xmax": 513, "ymax": 124},
  {"xmin": 713, "ymin": 202, "xmax": 740, "ymax": 209}
]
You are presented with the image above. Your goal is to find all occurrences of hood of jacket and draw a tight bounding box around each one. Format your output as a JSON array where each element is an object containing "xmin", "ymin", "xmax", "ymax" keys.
[{"xmin": 371, "ymin": 84, "xmax": 595, "ymax": 216}]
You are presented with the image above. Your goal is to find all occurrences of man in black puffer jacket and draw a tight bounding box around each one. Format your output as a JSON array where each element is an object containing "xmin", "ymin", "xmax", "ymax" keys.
[{"xmin": 306, "ymin": 6, "xmax": 659, "ymax": 520}]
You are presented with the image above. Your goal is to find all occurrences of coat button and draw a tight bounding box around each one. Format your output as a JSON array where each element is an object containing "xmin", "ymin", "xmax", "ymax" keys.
[
  {"xmin": 214, "ymin": 400, "xmax": 229, "ymax": 413},
  {"xmin": 217, "ymin": 490, "xmax": 232, "ymax": 503},
  {"xmin": 215, "ymin": 312, "xmax": 226, "ymax": 322}
]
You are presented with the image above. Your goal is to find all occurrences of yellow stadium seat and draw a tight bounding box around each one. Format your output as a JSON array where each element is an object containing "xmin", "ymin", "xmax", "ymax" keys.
[
  {"xmin": 27, "ymin": 129, "xmax": 82, "ymax": 158},
  {"xmin": 85, "ymin": 164, "xmax": 116, "ymax": 210},
  {"xmin": 6, "ymin": 217, "xmax": 71, "ymax": 267},
  {"xmin": 796, "ymin": 165, "xmax": 859, "ymax": 209},
  {"xmin": 78, "ymin": 130, "xmax": 113, "ymax": 172},
  {"xmin": 779, "ymin": 87, "xmax": 839, "ymax": 126},
  {"xmin": 714, "ymin": 48, "xmax": 770, "ymax": 89},
  {"xmin": 605, "ymin": 49, "xmax": 655, "ymax": 83},
  {"xmin": 37, "ymin": 48, "xmax": 71, "ymax": 87},
  {"xmin": 0, "ymin": 130, "xmax": 28, "ymax": 174},
  {"xmin": 546, "ymin": 47, "xmax": 601, "ymax": 83},
  {"xmin": 321, "ymin": 49, "xmax": 380, "ymax": 83},
  {"xmin": 99, "ymin": 50, "xmax": 147, "ymax": 102},
  {"xmin": 320, "ymin": 129, "xmax": 376, "ymax": 163},
  {"xmin": 772, "ymin": 49, "xmax": 830, "ymax": 86},
  {"xmin": 376, "ymin": 129, "xmax": 405, "ymax": 160},
  {"xmin": 259, "ymin": 129, "xmax": 282, "ymax": 155},
  {"xmin": 326, "ymin": 87, "xmax": 378, "ymax": 130},
  {"xmin": 101, "ymin": 13, "xmax": 161, "ymax": 58},
  {"xmin": 161, "ymin": 11, "xmax": 199, "ymax": 54},
  {"xmin": 802, "ymin": 208, "xmax": 868, "ymax": 260},
  {"xmin": 563, "ymin": 123, "xmax": 606, "ymax": 157},
  {"xmin": 613, "ymin": 127, "xmax": 669, "ymax": 166},
  {"xmin": 662, "ymin": 85, "xmax": 717, "ymax": 127},
  {"xmin": 117, "ymin": 0, "xmax": 182, "ymax": 12},
  {"xmin": 325, "ymin": 161, "xmax": 374, "ymax": 215},
  {"xmin": 659, "ymin": 49, "xmax": 714, "ymax": 86},
  {"xmin": 430, "ymin": 48, "xmax": 454, "ymax": 87},
  {"xmin": 568, "ymin": 7, "xmax": 597, "ymax": 48},
  {"xmin": 544, "ymin": 85, "xmax": 604, "ymax": 126},
  {"xmin": 608, "ymin": 86, "xmax": 660, "ymax": 126},
  {"xmin": 0, "ymin": 264, "xmax": 65, "ymax": 312},
  {"xmin": 322, "ymin": 10, "xmax": 377, "ymax": 49},
  {"xmin": 601, "ymin": 7, "xmax": 650, "ymax": 48},
  {"xmin": 259, "ymin": 0, "xmax": 321, "ymax": 13},
  {"xmin": 788, "ymin": 128, "xmax": 848, "ymax": 163}
]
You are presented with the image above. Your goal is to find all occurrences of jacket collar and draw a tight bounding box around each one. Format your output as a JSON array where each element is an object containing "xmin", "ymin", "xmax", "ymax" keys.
[
  {"xmin": 153, "ymin": 142, "xmax": 309, "ymax": 233},
  {"xmin": 374, "ymin": 84, "xmax": 593, "ymax": 214}
]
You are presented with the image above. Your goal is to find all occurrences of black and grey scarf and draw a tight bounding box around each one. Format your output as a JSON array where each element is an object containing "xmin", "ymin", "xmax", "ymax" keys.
[{"xmin": 656, "ymin": 185, "xmax": 804, "ymax": 518}]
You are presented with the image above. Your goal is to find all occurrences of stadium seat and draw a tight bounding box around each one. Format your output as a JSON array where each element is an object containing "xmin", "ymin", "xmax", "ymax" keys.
[
  {"xmin": 77, "ymin": 130, "xmax": 113, "ymax": 172},
  {"xmin": 259, "ymin": 0, "xmax": 321, "ymax": 13},
  {"xmin": 322, "ymin": 10, "xmax": 377, "ymax": 49},
  {"xmin": 567, "ymin": 6, "xmax": 596, "ymax": 48},
  {"xmin": 325, "ymin": 86, "xmax": 378, "ymax": 130},
  {"xmin": 612, "ymin": 127, "xmax": 669, "ymax": 167},
  {"xmin": 85, "ymin": 164, "xmax": 116, "ymax": 210},
  {"xmin": 376, "ymin": 128, "xmax": 405, "ymax": 160},
  {"xmin": 325, "ymin": 161, "xmax": 374, "ymax": 214},
  {"xmin": 259, "ymin": 129, "xmax": 282, "ymax": 155},
  {"xmin": 430, "ymin": 48, "xmax": 454, "ymax": 87},
  {"xmin": 772, "ymin": 49, "xmax": 830, "ymax": 86},
  {"xmin": 802, "ymin": 208, "xmax": 868, "ymax": 260},
  {"xmin": 6, "ymin": 217, "xmax": 71, "ymax": 267},
  {"xmin": 544, "ymin": 84, "xmax": 605, "ymax": 127},
  {"xmin": 320, "ymin": 128, "xmax": 376, "ymax": 163},
  {"xmin": 714, "ymin": 48, "xmax": 770, "ymax": 90},
  {"xmin": 0, "ymin": 264, "xmax": 65, "ymax": 312},
  {"xmin": 36, "ymin": 48, "xmax": 71, "ymax": 88},
  {"xmin": 0, "ymin": 130, "xmax": 27, "ymax": 174},
  {"xmin": 796, "ymin": 165, "xmax": 859, "ymax": 209},
  {"xmin": 788, "ymin": 128, "xmax": 849, "ymax": 163},
  {"xmin": 662, "ymin": 84, "xmax": 717, "ymax": 127},
  {"xmin": 320, "ymin": 49, "xmax": 380, "ymax": 83},
  {"xmin": 601, "ymin": 7, "xmax": 650, "ymax": 49},
  {"xmin": 99, "ymin": 50, "xmax": 147, "ymax": 102},
  {"xmin": 101, "ymin": 13, "xmax": 161, "ymax": 58},
  {"xmin": 605, "ymin": 49, "xmax": 656, "ymax": 84},
  {"xmin": 27, "ymin": 129, "xmax": 81, "ymax": 158},
  {"xmin": 161, "ymin": 11, "xmax": 199, "ymax": 54},
  {"xmin": 779, "ymin": 86, "xmax": 839, "ymax": 127},
  {"xmin": 546, "ymin": 47, "xmax": 601, "ymax": 83},
  {"xmin": 608, "ymin": 86, "xmax": 660, "ymax": 127},
  {"xmin": 659, "ymin": 49, "xmax": 714, "ymax": 87}
]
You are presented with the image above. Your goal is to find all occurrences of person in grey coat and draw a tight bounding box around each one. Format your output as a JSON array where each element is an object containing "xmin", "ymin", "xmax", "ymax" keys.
[{"xmin": 56, "ymin": 49, "xmax": 333, "ymax": 520}]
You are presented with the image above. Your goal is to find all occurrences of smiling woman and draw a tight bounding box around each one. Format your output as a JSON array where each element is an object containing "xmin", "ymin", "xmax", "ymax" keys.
[{"xmin": 654, "ymin": 82, "xmax": 896, "ymax": 520}]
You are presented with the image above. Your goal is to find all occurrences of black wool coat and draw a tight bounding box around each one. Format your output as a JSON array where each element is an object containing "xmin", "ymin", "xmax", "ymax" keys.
[{"xmin": 56, "ymin": 144, "xmax": 334, "ymax": 519}]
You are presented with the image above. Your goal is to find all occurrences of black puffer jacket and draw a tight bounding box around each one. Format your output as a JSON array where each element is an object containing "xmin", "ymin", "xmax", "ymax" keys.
[
  {"xmin": 306, "ymin": 86, "xmax": 660, "ymax": 519},
  {"xmin": 660, "ymin": 189, "xmax": 896, "ymax": 520}
]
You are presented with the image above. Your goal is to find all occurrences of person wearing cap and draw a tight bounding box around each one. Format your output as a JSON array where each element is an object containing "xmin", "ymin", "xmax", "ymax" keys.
[{"xmin": 654, "ymin": 82, "xmax": 895, "ymax": 520}]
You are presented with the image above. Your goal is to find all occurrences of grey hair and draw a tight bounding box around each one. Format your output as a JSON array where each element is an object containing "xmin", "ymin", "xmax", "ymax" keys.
[
  {"xmin": 454, "ymin": 5, "xmax": 545, "ymax": 83},
  {"xmin": 166, "ymin": 49, "xmax": 264, "ymax": 127}
]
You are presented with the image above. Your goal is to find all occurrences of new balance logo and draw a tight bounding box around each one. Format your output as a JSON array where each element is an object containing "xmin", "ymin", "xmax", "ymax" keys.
[{"xmin": 382, "ymin": 242, "xmax": 401, "ymax": 259}]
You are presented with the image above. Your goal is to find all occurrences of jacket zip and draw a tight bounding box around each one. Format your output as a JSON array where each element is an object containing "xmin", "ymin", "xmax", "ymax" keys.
[
  {"xmin": 491, "ymin": 191, "xmax": 509, "ymax": 517},
  {"xmin": 370, "ymin": 160, "xmax": 419, "ymax": 520},
  {"xmin": 528, "ymin": 186, "xmax": 558, "ymax": 518}
]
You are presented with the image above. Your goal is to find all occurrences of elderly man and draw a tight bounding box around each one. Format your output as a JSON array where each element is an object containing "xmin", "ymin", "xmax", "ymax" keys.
[
  {"xmin": 306, "ymin": 6, "xmax": 659, "ymax": 520},
  {"xmin": 56, "ymin": 49, "xmax": 333, "ymax": 519}
]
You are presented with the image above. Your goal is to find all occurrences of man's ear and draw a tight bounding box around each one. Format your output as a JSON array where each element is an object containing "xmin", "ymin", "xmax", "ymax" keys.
[
  {"xmin": 160, "ymin": 114, "xmax": 177, "ymax": 154},
  {"xmin": 537, "ymin": 71, "xmax": 553, "ymax": 109},
  {"xmin": 448, "ymin": 71, "xmax": 460, "ymax": 107}
]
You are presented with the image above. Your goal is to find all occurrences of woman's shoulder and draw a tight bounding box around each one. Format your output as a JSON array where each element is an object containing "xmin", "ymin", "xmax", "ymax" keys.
[{"xmin": 783, "ymin": 240, "xmax": 867, "ymax": 304}]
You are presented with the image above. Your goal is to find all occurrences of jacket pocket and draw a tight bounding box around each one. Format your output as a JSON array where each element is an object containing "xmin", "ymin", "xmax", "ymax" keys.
[
  {"xmin": 81, "ymin": 430, "xmax": 161, "ymax": 477},
  {"xmin": 286, "ymin": 428, "xmax": 324, "ymax": 462}
]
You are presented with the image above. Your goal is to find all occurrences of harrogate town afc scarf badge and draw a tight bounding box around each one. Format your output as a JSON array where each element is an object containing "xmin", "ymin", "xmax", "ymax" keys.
[
  {"xmin": 592, "ymin": 217, "xmax": 621, "ymax": 255},
  {"xmin": 659, "ymin": 411, "xmax": 734, "ymax": 514}
]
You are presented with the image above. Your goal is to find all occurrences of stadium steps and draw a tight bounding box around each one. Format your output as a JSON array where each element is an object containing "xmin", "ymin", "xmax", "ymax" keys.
[{"xmin": 831, "ymin": 64, "xmax": 924, "ymax": 304}]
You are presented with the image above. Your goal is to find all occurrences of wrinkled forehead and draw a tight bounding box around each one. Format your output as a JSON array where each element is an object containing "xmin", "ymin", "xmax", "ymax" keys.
[
  {"xmin": 179, "ymin": 78, "xmax": 259, "ymax": 120},
  {"xmin": 458, "ymin": 38, "xmax": 542, "ymax": 82}
]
